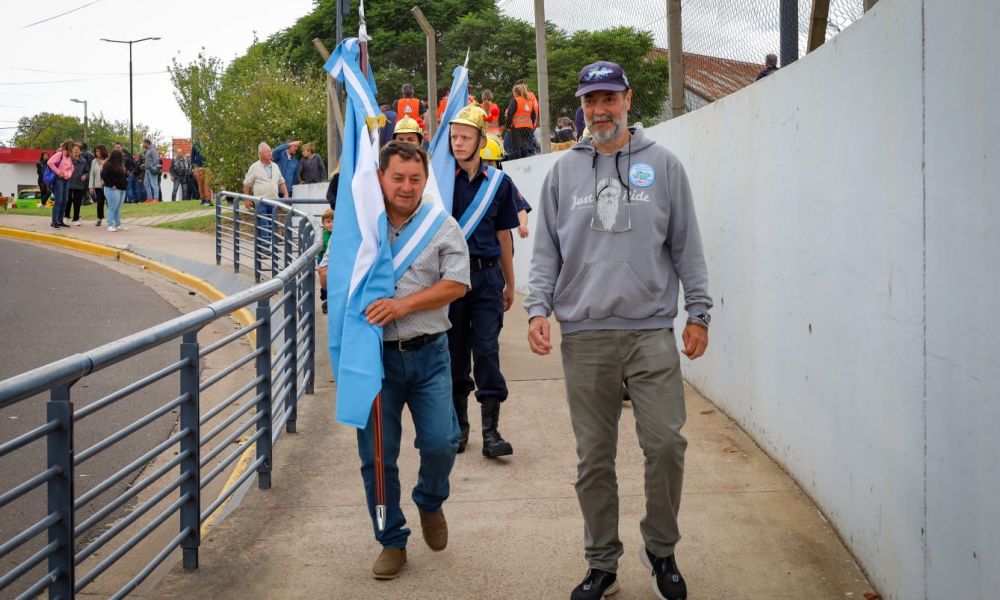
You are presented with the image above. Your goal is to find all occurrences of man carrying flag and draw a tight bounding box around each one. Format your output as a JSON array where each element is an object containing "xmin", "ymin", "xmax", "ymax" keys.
[
  {"xmin": 441, "ymin": 104, "xmax": 521, "ymax": 457},
  {"xmin": 326, "ymin": 35, "xmax": 470, "ymax": 580},
  {"xmin": 361, "ymin": 141, "xmax": 469, "ymax": 579}
]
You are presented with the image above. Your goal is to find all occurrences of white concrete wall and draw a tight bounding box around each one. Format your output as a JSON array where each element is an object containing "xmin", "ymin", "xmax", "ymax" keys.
[
  {"xmin": 502, "ymin": 1, "xmax": 999, "ymax": 598},
  {"xmin": 0, "ymin": 163, "xmax": 39, "ymax": 197}
]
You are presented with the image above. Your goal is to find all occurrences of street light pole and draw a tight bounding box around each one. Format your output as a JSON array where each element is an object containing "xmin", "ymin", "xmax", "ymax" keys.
[
  {"xmin": 100, "ymin": 36, "xmax": 160, "ymax": 155},
  {"xmin": 70, "ymin": 98, "xmax": 88, "ymax": 145}
]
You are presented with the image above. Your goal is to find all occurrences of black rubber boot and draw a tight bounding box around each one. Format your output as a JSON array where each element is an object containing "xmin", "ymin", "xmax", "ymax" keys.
[
  {"xmin": 454, "ymin": 396, "xmax": 470, "ymax": 453},
  {"xmin": 481, "ymin": 399, "xmax": 513, "ymax": 458}
]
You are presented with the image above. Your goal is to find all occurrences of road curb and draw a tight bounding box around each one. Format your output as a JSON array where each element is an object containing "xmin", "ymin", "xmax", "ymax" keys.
[
  {"xmin": 0, "ymin": 225, "xmax": 260, "ymax": 535},
  {"xmin": 0, "ymin": 226, "xmax": 255, "ymax": 331}
]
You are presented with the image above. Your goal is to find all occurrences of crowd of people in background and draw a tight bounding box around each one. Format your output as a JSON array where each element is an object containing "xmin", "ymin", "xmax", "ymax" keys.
[
  {"xmin": 33, "ymin": 138, "xmax": 217, "ymax": 230},
  {"xmin": 377, "ymin": 80, "xmax": 592, "ymax": 164}
]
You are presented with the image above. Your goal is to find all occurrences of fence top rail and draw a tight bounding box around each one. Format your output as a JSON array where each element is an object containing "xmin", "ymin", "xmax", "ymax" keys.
[{"xmin": 0, "ymin": 193, "xmax": 322, "ymax": 408}]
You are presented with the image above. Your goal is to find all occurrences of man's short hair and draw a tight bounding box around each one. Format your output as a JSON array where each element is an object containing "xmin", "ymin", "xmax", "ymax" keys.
[
  {"xmin": 258, "ymin": 142, "xmax": 272, "ymax": 156},
  {"xmin": 143, "ymin": 138, "xmax": 152, "ymax": 145},
  {"xmin": 766, "ymin": 53, "xmax": 778, "ymax": 67},
  {"xmin": 379, "ymin": 140, "xmax": 429, "ymax": 175},
  {"xmin": 402, "ymin": 83, "xmax": 414, "ymax": 97}
]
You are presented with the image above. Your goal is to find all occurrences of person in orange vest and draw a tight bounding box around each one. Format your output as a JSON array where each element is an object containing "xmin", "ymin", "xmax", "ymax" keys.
[
  {"xmin": 502, "ymin": 83, "xmax": 537, "ymax": 160},
  {"xmin": 436, "ymin": 87, "xmax": 450, "ymax": 121},
  {"xmin": 517, "ymin": 79, "xmax": 542, "ymax": 153},
  {"xmin": 480, "ymin": 89, "xmax": 502, "ymax": 137},
  {"xmin": 395, "ymin": 83, "xmax": 426, "ymax": 123}
]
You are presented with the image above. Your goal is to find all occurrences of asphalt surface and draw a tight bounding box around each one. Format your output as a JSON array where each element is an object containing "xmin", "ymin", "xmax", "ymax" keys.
[{"xmin": 0, "ymin": 238, "xmax": 183, "ymax": 594}]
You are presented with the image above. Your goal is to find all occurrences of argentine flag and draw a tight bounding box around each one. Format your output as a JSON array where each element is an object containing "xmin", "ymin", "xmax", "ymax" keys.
[
  {"xmin": 428, "ymin": 64, "xmax": 470, "ymax": 213},
  {"xmin": 324, "ymin": 39, "xmax": 394, "ymax": 428}
]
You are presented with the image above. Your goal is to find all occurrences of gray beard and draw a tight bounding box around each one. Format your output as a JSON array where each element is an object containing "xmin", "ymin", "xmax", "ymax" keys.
[{"xmin": 587, "ymin": 118, "xmax": 623, "ymax": 144}]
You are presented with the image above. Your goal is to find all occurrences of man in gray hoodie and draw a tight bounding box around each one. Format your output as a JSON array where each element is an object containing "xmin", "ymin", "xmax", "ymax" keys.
[{"xmin": 525, "ymin": 61, "xmax": 712, "ymax": 600}]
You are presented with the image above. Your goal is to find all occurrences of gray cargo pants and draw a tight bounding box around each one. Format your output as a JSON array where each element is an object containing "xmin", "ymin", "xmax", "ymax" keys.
[{"xmin": 560, "ymin": 328, "xmax": 687, "ymax": 572}]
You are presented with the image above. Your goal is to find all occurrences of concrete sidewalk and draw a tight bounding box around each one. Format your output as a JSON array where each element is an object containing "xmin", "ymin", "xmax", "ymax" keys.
[{"xmin": 0, "ymin": 214, "xmax": 876, "ymax": 599}]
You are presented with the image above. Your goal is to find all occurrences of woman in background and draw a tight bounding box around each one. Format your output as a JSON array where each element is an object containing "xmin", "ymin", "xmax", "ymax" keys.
[
  {"xmin": 89, "ymin": 145, "xmax": 108, "ymax": 227},
  {"xmin": 66, "ymin": 144, "xmax": 88, "ymax": 224},
  {"xmin": 46, "ymin": 140, "xmax": 75, "ymax": 228},
  {"xmin": 35, "ymin": 151, "xmax": 51, "ymax": 207},
  {"xmin": 102, "ymin": 149, "xmax": 128, "ymax": 232}
]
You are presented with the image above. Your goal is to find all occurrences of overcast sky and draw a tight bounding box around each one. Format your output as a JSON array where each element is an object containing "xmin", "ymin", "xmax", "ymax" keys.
[{"xmin": 1, "ymin": 0, "xmax": 315, "ymax": 147}]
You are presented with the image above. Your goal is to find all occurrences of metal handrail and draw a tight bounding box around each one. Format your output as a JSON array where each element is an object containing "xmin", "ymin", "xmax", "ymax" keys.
[{"xmin": 0, "ymin": 191, "xmax": 322, "ymax": 599}]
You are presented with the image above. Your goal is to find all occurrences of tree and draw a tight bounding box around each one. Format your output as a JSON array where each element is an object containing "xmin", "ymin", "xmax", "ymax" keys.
[
  {"xmin": 12, "ymin": 113, "xmax": 82, "ymax": 150},
  {"xmin": 262, "ymin": 0, "xmax": 493, "ymax": 103},
  {"xmin": 12, "ymin": 112, "xmax": 163, "ymax": 152},
  {"xmin": 170, "ymin": 44, "xmax": 327, "ymax": 191}
]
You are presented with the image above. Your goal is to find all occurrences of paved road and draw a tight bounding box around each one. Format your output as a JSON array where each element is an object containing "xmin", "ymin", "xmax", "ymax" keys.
[{"xmin": 0, "ymin": 238, "xmax": 182, "ymax": 594}]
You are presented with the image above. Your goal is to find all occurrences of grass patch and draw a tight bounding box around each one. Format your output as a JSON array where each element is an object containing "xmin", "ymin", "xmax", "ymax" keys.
[
  {"xmin": 153, "ymin": 214, "xmax": 216, "ymax": 234},
  {"xmin": 12, "ymin": 200, "xmax": 210, "ymax": 219}
]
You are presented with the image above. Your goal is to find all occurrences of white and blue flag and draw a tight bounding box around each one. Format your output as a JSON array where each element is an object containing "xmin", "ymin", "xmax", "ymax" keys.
[
  {"xmin": 427, "ymin": 64, "xmax": 470, "ymax": 213},
  {"xmin": 324, "ymin": 38, "xmax": 393, "ymax": 428}
]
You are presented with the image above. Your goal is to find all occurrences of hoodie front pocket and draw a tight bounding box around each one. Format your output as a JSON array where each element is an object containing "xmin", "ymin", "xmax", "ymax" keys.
[{"xmin": 553, "ymin": 261, "xmax": 660, "ymax": 322}]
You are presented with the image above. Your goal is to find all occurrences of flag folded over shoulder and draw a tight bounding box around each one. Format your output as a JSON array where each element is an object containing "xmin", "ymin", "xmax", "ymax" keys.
[
  {"xmin": 324, "ymin": 39, "xmax": 394, "ymax": 428},
  {"xmin": 428, "ymin": 64, "xmax": 470, "ymax": 213}
]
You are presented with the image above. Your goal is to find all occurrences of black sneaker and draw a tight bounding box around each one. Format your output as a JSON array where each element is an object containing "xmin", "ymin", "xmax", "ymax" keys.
[
  {"xmin": 570, "ymin": 568, "xmax": 619, "ymax": 600},
  {"xmin": 640, "ymin": 548, "xmax": 687, "ymax": 600}
]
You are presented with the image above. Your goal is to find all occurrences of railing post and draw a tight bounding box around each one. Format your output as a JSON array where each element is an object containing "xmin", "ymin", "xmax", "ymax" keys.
[
  {"xmin": 47, "ymin": 384, "xmax": 75, "ymax": 599},
  {"xmin": 283, "ymin": 210, "xmax": 293, "ymax": 271},
  {"xmin": 283, "ymin": 276, "xmax": 299, "ymax": 434},
  {"xmin": 255, "ymin": 299, "xmax": 273, "ymax": 489},
  {"xmin": 215, "ymin": 198, "xmax": 222, "ymax": 266},
  {"xmin": 270, "ymin": 203, "xmax": 279, "ymax": 280},
  {"xmin": 232, "ymin": 198, "xmax": 240, "ymax": 274},
  {"xmin": 253, "ymin": 201, "xmax": 262, "ymax": 283},
  {"xmin": 299, "ymin": 220, "xmax": 316, "ymax": 395},
  {"xmin": 179, "ymin": 332, "xmax": 201, "ymax": 569}
]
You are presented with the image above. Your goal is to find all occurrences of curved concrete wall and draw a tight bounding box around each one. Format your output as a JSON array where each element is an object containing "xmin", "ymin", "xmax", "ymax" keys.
[{"xmin": 504, "ymin": 1, "xmax": 999, "ymax": 598}]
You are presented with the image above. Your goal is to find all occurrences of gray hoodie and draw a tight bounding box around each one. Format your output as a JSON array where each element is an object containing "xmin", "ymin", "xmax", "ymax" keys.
[{"xmin": 525, "ymin": 126, "xmax": 712, "ymax": 334}]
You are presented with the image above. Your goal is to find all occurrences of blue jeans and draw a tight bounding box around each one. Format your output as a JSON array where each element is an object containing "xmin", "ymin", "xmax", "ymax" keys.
[
  {"xmin": 126, "ymin": 174, "xmax": 140, "ymax": 202},
  {"xmin": 356, "ymin": 334, "xmax": 460, "ymax": 548},
  {"xmin": 257, "ymin": 204, "xmax": 274, "ymax": 245},
  {"xmin": 171, "ymin": 177, "xmax": 186, "ymax": 201},
  {"xmin": 144, "ymin": 171, "xmax": 160, "ymax": 201},
  {"xmin": 51, "ymin": 177, "xmax": 69, "ymax": 224},
  {"xmin": 105, "ymin": 187, "xmax": 124, "ymax": 227}
]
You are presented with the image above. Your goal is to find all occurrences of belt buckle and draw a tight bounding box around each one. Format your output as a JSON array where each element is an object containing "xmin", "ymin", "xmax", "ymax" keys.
[{"xmin": 396, "ymin": 338, "xmax": 408, "ymax": 352}]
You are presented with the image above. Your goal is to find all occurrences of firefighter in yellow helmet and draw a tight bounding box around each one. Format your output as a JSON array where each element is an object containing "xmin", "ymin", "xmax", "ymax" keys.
[
  {"xmin": 480, "ymin": 134, "xmax": 531, "ymax": 240},
  {"xmin": 393, "ymin": 116, "xmax": 424, "ymax": 146},
  {"xmin": 445, "ymin": 104, "xmax": 525, "ymax": 458}
]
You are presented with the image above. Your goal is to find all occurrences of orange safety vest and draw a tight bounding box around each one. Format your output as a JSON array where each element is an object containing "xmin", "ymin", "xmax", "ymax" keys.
[
  {"xmin": 482, "ymin": 101, "xmax": 502, "ymax": 135},
  {"xmin": 511, "ymin": 97, "xmax": 533, "ymax": 129},
  {"xmin": 437, "ymin": 96, "xmax": 448, "ymax": 118},
  {"xmin": 397, "ymin": 97, "xmax": 421, "ymax": 119},
  {"xmin": 527, "ymin": 92, "xmax": 540, "ymax": 127}
]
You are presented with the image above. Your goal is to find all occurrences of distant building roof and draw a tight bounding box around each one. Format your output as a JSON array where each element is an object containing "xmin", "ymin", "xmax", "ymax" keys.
[
  {"xmin": 650, "ymin": 49, "xmax": 762, "ymax": 103},
  {"xmin": 0, "ymin": 148, "xmax": 51, "ymax": 164}
]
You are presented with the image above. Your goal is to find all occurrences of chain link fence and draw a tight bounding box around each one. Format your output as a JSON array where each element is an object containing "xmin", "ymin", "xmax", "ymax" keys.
[{"xmin": 495, "ymin": 0, "xmax": 866, "ymax": 130}]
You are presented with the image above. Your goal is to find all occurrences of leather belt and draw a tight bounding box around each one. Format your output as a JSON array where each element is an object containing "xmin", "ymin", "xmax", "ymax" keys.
[
  {"xmin": 383, "ymin": 332, "xmax": 443, "ymax": 352},
  {"xmin": 470, "ymin": 256, "xmax": 498, "ymax": 272}
]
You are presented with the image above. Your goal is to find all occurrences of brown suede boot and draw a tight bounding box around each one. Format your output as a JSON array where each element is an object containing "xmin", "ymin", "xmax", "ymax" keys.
[
  {"xmin": 419, "ymin": 508, "xmax": 448, "ymax": 551},
  {"xmin": 372, "ymin": 547, "xmax": 407, "ymax": 579}
]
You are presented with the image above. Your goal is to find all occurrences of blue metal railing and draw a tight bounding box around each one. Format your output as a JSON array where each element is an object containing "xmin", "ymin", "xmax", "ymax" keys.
[{"xmin": 0, "ymin": 191, "xmax": 321, "ymax": 599}]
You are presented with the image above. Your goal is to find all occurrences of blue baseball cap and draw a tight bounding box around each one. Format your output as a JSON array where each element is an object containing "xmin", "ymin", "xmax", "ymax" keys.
[{"xmin": 575, "ymin": 61, "xmax": 630, "ymax": 97}]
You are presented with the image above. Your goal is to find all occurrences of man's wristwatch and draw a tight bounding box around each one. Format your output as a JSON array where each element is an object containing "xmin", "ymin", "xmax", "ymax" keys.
[{"xmin": 687, "ymin": 313, "xmax": 711, "ymax": 329}]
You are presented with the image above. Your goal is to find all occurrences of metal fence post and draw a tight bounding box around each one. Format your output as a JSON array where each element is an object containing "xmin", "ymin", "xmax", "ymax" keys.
[
  {"xmin": 284, "ymin": 277, "xmax": 299, "ymax": 434},
  {"xmin": 215, "ymin": 199, "xmax": 222, "ymax": 266},
  {"xmin": 47, "ymin": 384, "xmax": 75, "ymax": 598},
  {"xmin": 179, "ymin": 332, "xmax": 201, "ymax": 569},
  {"xmin": 255, "ymin": 299, "xmax": 273, "ymax": 489},
  {"xmin": 270, "ymin": 204, "xmax": 279, "ymax": 280},
  {"xmin": 283, "ymin": 211, "xmax": 293, "ymax": 271},
  {"xmin": 299, "ymin": 220, "xmax": 316, "ymax": 395},
  {"xmin": 253, "ymin": 201, "xmax": 262, "ymax": 283},
  {"xmin": 232, "ymin": 199, "xmax": 241, "ymax": 274}
]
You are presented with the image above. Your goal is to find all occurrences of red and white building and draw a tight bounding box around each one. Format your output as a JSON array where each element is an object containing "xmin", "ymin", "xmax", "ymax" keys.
[{"xmin": 0, "ymin": 147, "xmax": 50, "ymax": 197}]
